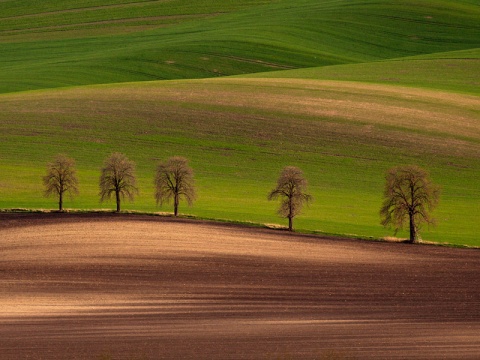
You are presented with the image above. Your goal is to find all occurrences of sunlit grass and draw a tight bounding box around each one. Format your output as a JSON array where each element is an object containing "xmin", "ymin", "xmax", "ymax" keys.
[
  {"xmin": 0, "ymin": 0, "xmax": 478, "ymax": 246},
  {"xmin": 1, "ymin": 78, "xmax": 478, "ymax": 246}
]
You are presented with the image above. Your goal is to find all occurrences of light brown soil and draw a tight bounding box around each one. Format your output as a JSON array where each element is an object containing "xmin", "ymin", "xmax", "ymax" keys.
[{"xmin": 1, "ymin": 213, "xmax": 479, "ymax": 359}]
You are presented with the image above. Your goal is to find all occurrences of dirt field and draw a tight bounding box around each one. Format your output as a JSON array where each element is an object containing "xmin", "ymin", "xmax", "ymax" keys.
[{"xmin": 0, "ymin": 213, "xmax": 479, "ymax": 359}]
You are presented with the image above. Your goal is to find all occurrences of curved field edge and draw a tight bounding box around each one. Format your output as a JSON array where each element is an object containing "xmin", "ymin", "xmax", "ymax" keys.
[
  {"xmin": 244, "ymin": 49, "xmax": 480, "ymax": 95},
  {"xmin": 0, "ymin": 78, "xmax": 479, "ymax": 246},
  {"xmin": 1, "ymin": 209, "xmax": 478, "ymax": 249}
]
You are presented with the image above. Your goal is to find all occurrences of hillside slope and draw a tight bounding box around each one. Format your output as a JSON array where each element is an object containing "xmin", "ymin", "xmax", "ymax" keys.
[
  {"xmin": 1, "ymin": 0, "xmax": 479, "ymax": 93},
  {"xmin": 247, "ymin": 48, "xmax": 480, "ymax": 95},
  {"xmin": 1, "ymin": 77, "xmax": 479, "ymax": 245},
  {"xmin": 0, "ymin": 0, "xmax": 276, "ymax": 42},
  {"xmin": 0, "ymin": 0, "xmax": 479, "ymax": 246}
]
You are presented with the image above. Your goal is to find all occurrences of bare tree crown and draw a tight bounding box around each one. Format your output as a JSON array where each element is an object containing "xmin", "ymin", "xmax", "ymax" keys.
[
  {"xmin": 154, "ymin": 156, "xmax": 196, "ymax": 216},
  {"xmin": 380, "ymin": 165, "xmax": 440, "ymax": 243},
  {"xmin": 268, "ymin": 166, "xmax": 312, "ymax": 231},
  {"xmin": 99, "ymin": 152, "xmax": 138, "ymax": 211},
  {"xmin": 43, "ymin": 154, "xmax": 79, "ymax": 211}
]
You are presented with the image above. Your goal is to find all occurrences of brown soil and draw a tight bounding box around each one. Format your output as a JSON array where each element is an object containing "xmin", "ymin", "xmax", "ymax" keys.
[{"xmin": 1, "ymin": 213, "xmax": 479, "ymax": 359}]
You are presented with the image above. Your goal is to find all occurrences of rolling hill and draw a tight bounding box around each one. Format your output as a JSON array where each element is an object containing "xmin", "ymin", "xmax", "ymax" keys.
[
  {"xmin": 249, "ymin": 48, "xmax": 480, "ymax": 95},
  {"xmin": 0, "ymin": 0, "xmax": 479, "ymax": 93},
  {"xmin": 0, "ymin": 0, "xmax": 479, "ymax": 246},
  {"xmin": 1, "ymin": 76, "xmax": 479, "ymax": 245}
]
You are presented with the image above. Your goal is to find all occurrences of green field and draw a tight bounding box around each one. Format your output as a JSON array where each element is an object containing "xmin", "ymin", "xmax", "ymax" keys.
[
  {"xmin": 0, "ymin": 0, "xmax": 479, "ymax": 246},
  {"xmin": 1, "ymin": 0, "xmax": 479, "ymax": 93},
  {"xmin": 250, "ymin": 49, "xmax": 480, "ymax": 95}
]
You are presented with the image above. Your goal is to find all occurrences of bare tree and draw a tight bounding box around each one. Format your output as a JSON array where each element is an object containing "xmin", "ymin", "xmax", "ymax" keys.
[
  {"xmin": 154, "ymin": 156, "xmax": 196, "ymax": 216},
  {"xmin": 268, "ymin": 166, "xmax": 312, "ymax": 231},
  {"xmin": 380, "ymin": 165, "xmax": 440, "ymax": 243},
  {"xmin": 99, "ymin": 152, "xmax": 138, "ymax": 212},
  {"xmin": 43, "ymin": 154, "xmax": 79, "ymax": 211}
]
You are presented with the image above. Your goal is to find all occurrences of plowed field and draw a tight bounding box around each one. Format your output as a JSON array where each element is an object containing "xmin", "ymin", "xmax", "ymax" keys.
[{"xmin": 1, "ymin": 213, "xmax": 479, "ymax": 359}]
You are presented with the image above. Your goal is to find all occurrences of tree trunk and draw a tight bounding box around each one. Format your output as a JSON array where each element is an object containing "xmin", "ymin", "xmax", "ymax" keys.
[
  {"xmin": 288, "ymin": 196, "xmax": 293, "ymax": 231},
  {"xmin": 174, "ymin": 193, "xmax": 179, "ymax": 216},
  {"xmin": 59, "ymin": 191, "xmax": 63, "ymax": 212},
  {"xmin": 409, "ymin": 212, "xmax": 416, "ymax": 243},
  {"xmin": 408, "ymin": 184, "xmax": 417, "ymax": 243},
  {"xmin": 116, "ymin": 190, "xmax": 121, "ymax": 212}
]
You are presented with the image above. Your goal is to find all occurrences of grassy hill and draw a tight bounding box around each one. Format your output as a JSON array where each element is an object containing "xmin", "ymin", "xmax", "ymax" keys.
[
  {"xmin": 0, "ymin": 0, "xmax": 274, "ymax": 40},
  {"xmin": 1, "ymin": 77, "xmax": 479, "ymax": 246},
  {"xmin": 1, "ymin": 0, "xmax": 479, "ymax": 93},
  {"xmin": 249, "ymin": 48, "xmax": 480, "ymax": 95},
  {"xmin": 0, "ymin": 0, "xmax": 479, "ymax": 246}
]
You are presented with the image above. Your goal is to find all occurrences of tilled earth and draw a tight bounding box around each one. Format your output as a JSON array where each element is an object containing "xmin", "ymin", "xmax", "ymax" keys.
[{"xmin": 0, "ymin": 213, "xmax": 479, "ymax": 359}]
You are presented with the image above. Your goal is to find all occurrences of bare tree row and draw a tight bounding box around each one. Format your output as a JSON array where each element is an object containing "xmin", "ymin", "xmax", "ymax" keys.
[
  {"xmin": 43, "ymin": 153, "xmax": 195, "ymax": 215},
  {"xmin": 43, "ymin": 153, "xmax": 440, "ymax": 243}
]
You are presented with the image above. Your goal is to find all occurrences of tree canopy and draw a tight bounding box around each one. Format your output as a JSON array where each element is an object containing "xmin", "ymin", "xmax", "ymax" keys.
[
  {"xmin": 42, "ymin": 154, "xmax": 79, "ymax": 211},
  {"xmin": 99, "ymin": 152, "xmax": 138, "ymax": 212},
  {"xmin": 154, "ymin": 156, "xmax": 196, "ymax": 216},
  {"xmin": 268, "ymin": 166, "xmax": 312, "ymax": 231},
  {"xmin": 380, "ymin": 165, "xmax": 440, "ymax": 243}
]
